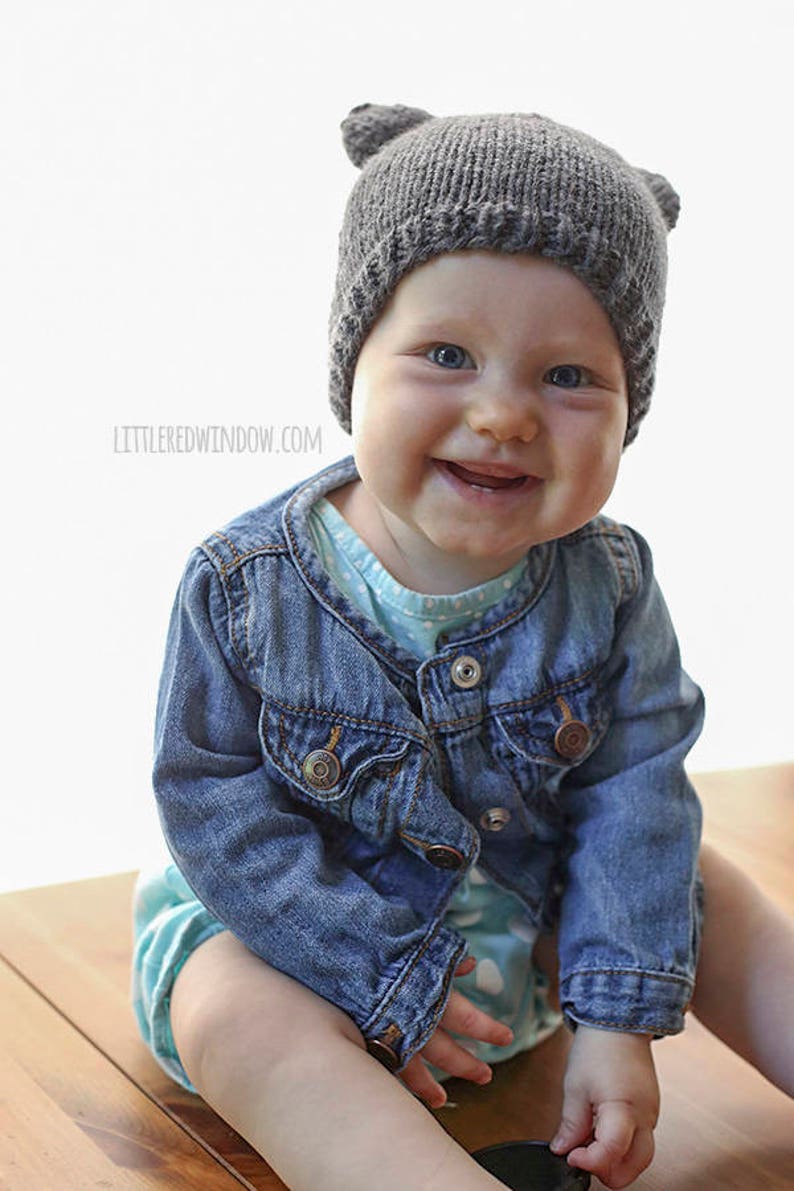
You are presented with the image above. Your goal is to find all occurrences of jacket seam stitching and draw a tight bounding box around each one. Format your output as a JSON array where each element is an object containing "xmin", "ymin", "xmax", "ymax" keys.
[
  {"xmin": 277, "ymin": 713, "xmax": 303, "ymax": 770},
  {"xmin": 399, "ymin": 751, "xmax": 430, "ymax": 831},
  {"xmin": 411, "ymin": 943, "xmax": 467, "ymax": 1053},
  {"xmin": 601, "ymin": 530, "xmax": 626, "ymax": 601},
  {"xmin": 603, "ymin": 526, "xmax": 640, "ymax": 601},
  {"xmin": 282, "ymin": 502, "xmax": 414, "ymax": 671},
  {"xmin": 199, "ymin": 541, "xmax": 250, "ymax": 674},
  {"xmin": 563, "ymin": 967, "xmax": 692, "ymax": 986},
  {"xmin": 430, "ymin": 545, "xmax": 556, "ymax": 652},
  {"xmin": 569, "ymin": 1014, "xmax": 682, "ymax": 1034},
  {"xmin": 559, "ymin": 515, "xmax": 623, "ymax": 547},
  {"xmin": 201, "ymin": 538, "xmax": 225, "ymax": 569},
  {"xmin": 365, "ymin": 929, "xmax": 465, "ymax": 1041},
  {"xmin": 284, "ymin": 509, "xmax": 417, "ymax": 672},
  {"xmin": 265, "ymin": 699, "xmax": 428, "ymax": 743},
  {"xmin": 425, "ymin": 664, "xmax": 603, "ymax": 731},
  {"xmin": 202, "ymin": 541, "xmax": 290, "ymax": 577},
  {"xmin": 209, "ymin": 529, "xmax": 242, "ymax": 560},
  {"xmin": 285, "ymin": 503, "xmax": 555, "ymax": 671},
  {"xmin": 240, "ymin": 563, "xmax": 253, "ymax": 661},
  {"xmin": 224, "ymin": 544, "xmax": 290, "ymax": 571},
  {"xmin": 378, "ymin": 761, "xmax": 403, "ymax": 836}
]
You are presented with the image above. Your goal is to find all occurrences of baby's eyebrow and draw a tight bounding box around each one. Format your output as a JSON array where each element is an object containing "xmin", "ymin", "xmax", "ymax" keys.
[
  {"xmin": 402, "ymin": 318, "xmax": 475, "ymax": 339},
  {"xmin": 406, "ymin": 320, "xmax": 609, "ymax": 355}
]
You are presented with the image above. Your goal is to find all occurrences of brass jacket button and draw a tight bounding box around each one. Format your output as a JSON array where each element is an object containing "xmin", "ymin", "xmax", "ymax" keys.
[
  {"xmin": 426, "ymin": 844, "xmax": 465, "ymax": 870},
  {"xmin": 366, "ymin": 1038, "xmax": 399, "ymax": 1072},
  {"xmin": 554, "ymin": 720, "xmax": 591, "ymax": 761},
  {"xmin": 451, "ymin": 654, "xmax": 482, "ymax": 689},
  {"xmin": 479, "ymin": 807, "xmax": 511, "ymax": 832},
  {"xmin": 302, "ymin": 748, "xmax": 341, "ymax": 789}
]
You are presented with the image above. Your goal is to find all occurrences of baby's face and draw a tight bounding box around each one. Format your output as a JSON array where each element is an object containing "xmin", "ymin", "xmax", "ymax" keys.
[{"xmin": 343, "ymin": 250, "xmax": 629, "ymax": 594}]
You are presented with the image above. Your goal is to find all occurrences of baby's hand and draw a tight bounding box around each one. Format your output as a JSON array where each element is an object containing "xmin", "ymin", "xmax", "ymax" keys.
[
  {"xmin": 550, "ymin": 1024, "xmax": 660, "ymax": 1189},
  {"xmin": 398, "ymin": 956, "xmax": 513, "ymax": 1108}
]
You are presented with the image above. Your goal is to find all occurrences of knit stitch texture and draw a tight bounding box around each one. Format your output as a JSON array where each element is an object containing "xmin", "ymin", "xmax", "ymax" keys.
[{"xmin": 329, "ymin": 104, "xmax": 679, "ymax": 446}]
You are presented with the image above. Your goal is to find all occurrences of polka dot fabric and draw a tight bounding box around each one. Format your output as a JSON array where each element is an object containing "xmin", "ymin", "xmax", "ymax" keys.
[{"xmin": 309, "ymin": 496, "xmax": 527, "ymax": 656}]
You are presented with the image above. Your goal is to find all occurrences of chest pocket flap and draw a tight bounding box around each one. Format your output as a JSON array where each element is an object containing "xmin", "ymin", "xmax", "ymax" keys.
[
  {"xmin": 259, "ymin": 699, "xmax": 414, "ymax": 813},
  {"xmin": 493, "ymin": 678, "xmax": 610, "ymax": 771}
]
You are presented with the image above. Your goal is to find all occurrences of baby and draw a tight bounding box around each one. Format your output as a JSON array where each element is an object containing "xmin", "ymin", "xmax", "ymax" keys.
[{"xmin": 133, "ymin": 104, "xmax": 794, "ymax": 1190}]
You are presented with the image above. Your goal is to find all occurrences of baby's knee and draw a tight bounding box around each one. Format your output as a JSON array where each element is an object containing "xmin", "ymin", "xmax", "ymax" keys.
[{"xmin": 170, "ymin": 931, "xmax": 364, "ymax": 1096}]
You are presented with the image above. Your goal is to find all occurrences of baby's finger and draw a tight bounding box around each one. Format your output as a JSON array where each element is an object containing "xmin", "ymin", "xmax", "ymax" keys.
[
  {"xmin": 420, "ymin": 1027, "xmax": 493, "ymax": 1086},
  {"xmin": 550, "ymin": 1087, "xmax": 593, "ymax": 1155},
  {"xmin": 566, "ymin": 1101, "xmax": 638, "ymax": 1187},
  {"xmin": 441, "ymin": 988, "xmax": 514, "ymax": 1048},
  {"xmin": 568, "ymin": 1135, "xmax": 653, "ymax": 1190},
  {"xmin": 454, "ymin": 955, "xmax": 477, "ymax": 978},
  {"xmin": 398, "ymin": 1054, "xmax": 448, "ymax": 1109},
  {"xmin": 609, "ymin": 1127, "xmax": 655, "ymax": 1188}
]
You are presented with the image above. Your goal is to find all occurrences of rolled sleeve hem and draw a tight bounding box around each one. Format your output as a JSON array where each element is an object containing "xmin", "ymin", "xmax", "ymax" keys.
[
  {"xmin": 560, "ymin": 967, "xmax": 693, "ymax": 1037},
  {"xmin": 362, "ymin": 925, "xmax": 468, "ymax": 1071}
]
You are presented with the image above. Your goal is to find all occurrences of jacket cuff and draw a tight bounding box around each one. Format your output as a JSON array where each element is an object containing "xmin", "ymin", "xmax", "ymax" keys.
[
  {"xmin": 560, "ymin": 968, "xmax": 693, "ymax": 1038},
  {"xmin": 361, "ymin": 925, "xmax": 468, "ymax": 1072}
]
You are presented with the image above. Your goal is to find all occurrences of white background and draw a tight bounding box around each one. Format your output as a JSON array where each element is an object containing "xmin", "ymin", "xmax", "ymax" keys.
[{"xmin": 3, "ymin": 1, "xmax": 792, "ymax": 893}]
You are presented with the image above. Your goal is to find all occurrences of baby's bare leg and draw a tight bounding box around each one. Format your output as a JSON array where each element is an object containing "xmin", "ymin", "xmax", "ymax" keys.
[
  {"xmin": 170, "ymin": 931, "xmax": 505, "ymax": 1191},
  {"xmin": 693, "ymin": 842, "xmax": 794, "ymax": 1097}
]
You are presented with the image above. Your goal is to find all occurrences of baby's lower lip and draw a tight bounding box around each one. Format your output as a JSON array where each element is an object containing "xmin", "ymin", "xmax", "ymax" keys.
[{"xmin": 440, "ymin": 457, "xmax": 533, "ymax": 490}]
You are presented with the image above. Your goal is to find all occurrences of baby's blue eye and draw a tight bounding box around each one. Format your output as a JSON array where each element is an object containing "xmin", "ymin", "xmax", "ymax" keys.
[
  {"xmin": 546, "ymin": 365, "xmax": 587, "ymax": 388},
  {"xmin": 429, "ymin": 344, "xmax": 470, "ymax": 369}
]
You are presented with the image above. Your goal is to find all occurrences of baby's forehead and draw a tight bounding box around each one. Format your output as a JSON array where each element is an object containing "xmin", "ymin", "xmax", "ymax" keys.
[
  {"xmin": 391, "ymin": 248, "xmax": 586, "ymax": 299},
  {"xmin": 383, "ymin": 249, "xmax": 616, "ymax": 343}
]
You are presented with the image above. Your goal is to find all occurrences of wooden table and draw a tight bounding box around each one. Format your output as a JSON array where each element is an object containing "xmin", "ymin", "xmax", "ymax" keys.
[{"xmin": 2, "ymin": 765, "xmax": 793, "ymax": 1189}]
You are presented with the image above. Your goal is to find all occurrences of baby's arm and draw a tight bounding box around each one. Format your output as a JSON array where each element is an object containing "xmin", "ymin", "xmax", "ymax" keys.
[
  {"xmin": 557, "ymin": 529, "xmax": 703, "ymax": 1037},
  {"xmin": 549, "ymin": 531, "xmax": 701, "ymax": 1183},
  {"xmin": 153, "ymin": 548, "xmax": 478, "ymax": 1074},
  {"xmin": 551, "ymin": 1026, "xmax": 659, "ymax": 1189}
]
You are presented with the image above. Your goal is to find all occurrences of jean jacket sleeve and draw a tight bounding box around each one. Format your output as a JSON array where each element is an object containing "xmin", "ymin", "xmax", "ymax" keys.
[
  {"xmin": 556, "ymin": 529, "xmax": 704, "ymax": 1038},
  {"xmin": 152, "ymin": 549, "xmax": 466, "ymax": 1072}
]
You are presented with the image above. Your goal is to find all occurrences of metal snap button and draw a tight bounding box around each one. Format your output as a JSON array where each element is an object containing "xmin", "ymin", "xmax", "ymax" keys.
[
  {"xmin": 365, "ymin": 1038, "xmax": 399, "ymax": 1072},
  {"xmin": 302, "ymin": 748, "xmax": 342, "ymax": 789},
  {"xmin": 554, "ymin": 720, "xmax": 591, "ymax": 761},
  {"xmin": 425, "ymin": 844, "xmax": 465, "ymax": 870},
  {"xmin": 479, "ymin": 807, "xmax": 511, "ymax": 832},
  {"xmin": 451, "ymin": 654, "xmax": 482, "ymax": 689}
]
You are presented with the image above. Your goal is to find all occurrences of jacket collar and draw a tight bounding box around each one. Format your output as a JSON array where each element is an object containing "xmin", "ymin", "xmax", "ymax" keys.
[{"xmin": 282, "ymin": 454, "xmax": 555, "ymax": 676}]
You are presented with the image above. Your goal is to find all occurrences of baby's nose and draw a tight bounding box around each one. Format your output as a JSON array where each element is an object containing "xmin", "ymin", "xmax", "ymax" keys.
[{"xmin": 465, "ymin": 386, "xmax": 540, "ymax": 443}]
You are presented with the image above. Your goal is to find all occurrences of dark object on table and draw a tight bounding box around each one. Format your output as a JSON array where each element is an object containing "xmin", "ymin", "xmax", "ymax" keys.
[{"xmin": 471, "ymin": 1140, "xmax": 591, "ymax": 1190}]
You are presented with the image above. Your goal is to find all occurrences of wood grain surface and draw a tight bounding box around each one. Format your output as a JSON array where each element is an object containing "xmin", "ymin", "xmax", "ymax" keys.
[
  {"xmin": 1, "ymin": 959, "xmax": 249, "ymax": 1188},
  {"xmin": 1, "ymin": 764, "xmax": 792, "ymax": 1189}
]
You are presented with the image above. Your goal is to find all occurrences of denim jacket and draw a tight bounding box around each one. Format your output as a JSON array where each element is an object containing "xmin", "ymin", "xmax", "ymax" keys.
[{"xmin": 153, "ymin": 454, "xmax": 704, "ymax": 1072}]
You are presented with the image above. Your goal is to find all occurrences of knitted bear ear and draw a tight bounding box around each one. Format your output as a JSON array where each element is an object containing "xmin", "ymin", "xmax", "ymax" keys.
[
  {"xmin": 341, "ymin": 103, "xmax": 434, "ymax": 168},
  {"xmin": 636, "ymin": 168, "xmax": 681, "ymax": 231}
]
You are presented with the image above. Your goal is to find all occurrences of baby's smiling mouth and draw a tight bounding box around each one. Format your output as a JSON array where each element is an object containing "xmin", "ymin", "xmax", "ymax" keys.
[{"xmin": 441, "ymin": 459, "xmax": 530, "ymax": 490}]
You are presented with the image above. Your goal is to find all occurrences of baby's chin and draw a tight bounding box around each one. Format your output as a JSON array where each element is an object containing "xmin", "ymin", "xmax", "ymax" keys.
[{"xmin": 420, "ymin": 534, "xmax": 536, "ymax": 584}]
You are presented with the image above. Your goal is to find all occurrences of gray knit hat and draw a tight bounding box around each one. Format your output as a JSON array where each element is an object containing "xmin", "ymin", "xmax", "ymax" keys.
[{"xmin": 329, "ymin": 103, "xmax": 680, "ymax": 446}]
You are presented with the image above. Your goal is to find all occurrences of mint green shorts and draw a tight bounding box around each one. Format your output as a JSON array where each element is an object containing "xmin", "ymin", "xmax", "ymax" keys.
[{"xmin": 132, "ymin": 860, "xmax": 561, "ymax": 1092}]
